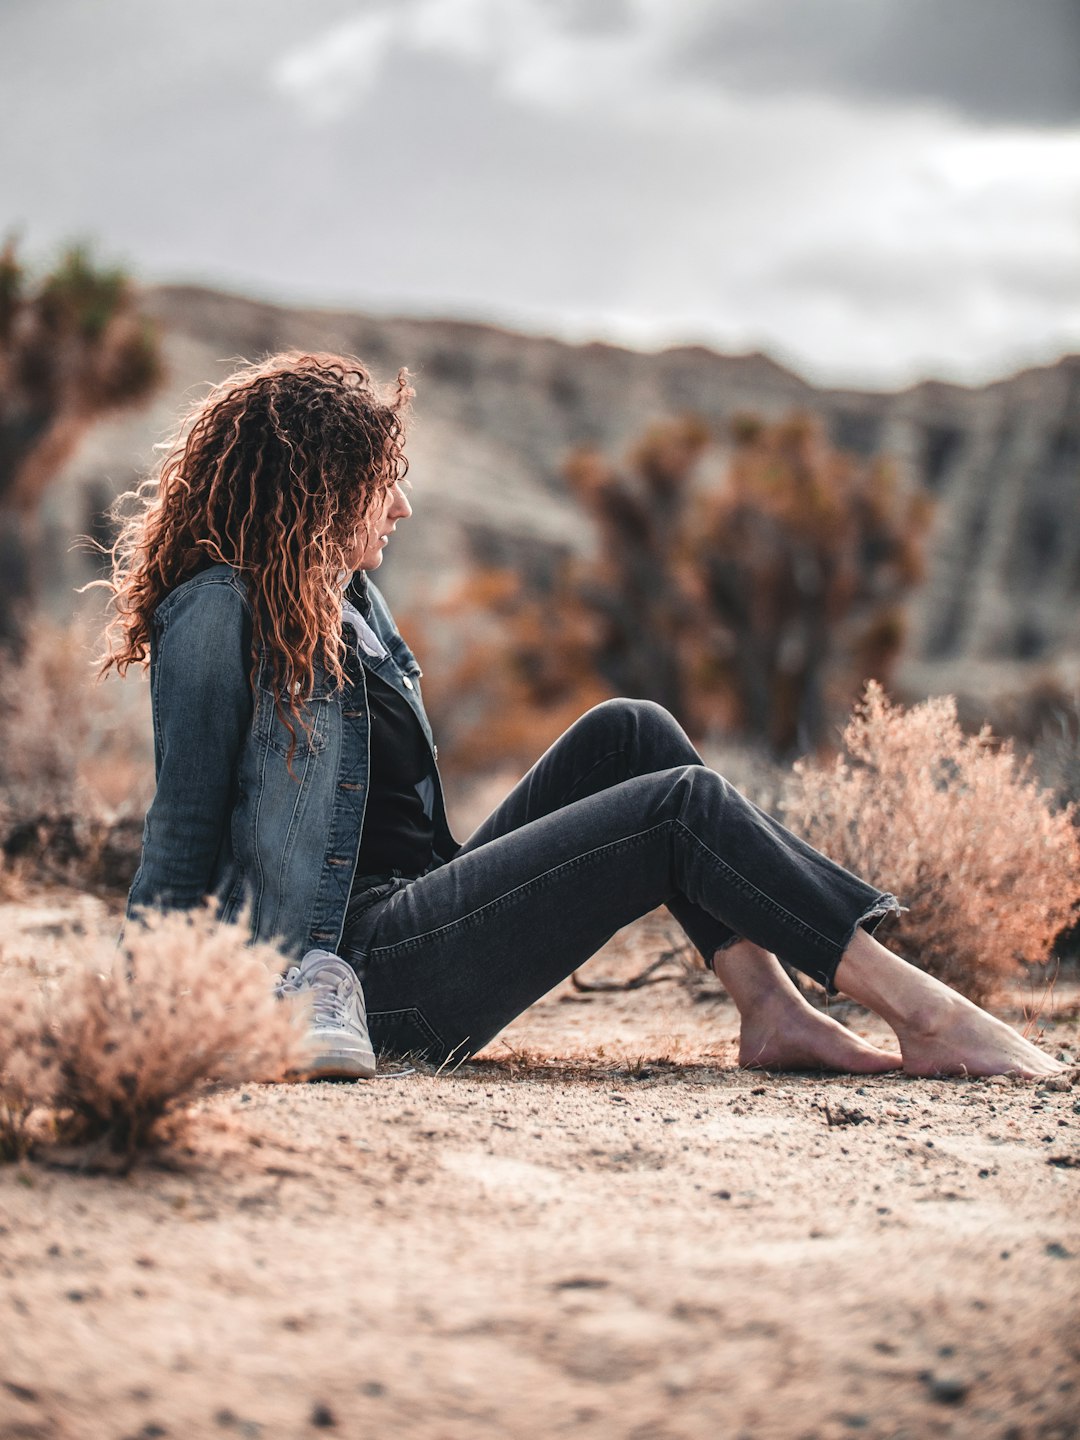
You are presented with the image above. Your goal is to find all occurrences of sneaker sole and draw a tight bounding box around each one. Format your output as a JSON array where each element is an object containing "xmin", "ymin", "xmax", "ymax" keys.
[{"xmin": 289, "ymin": 1047, "xmax": 377, "ymax": 1082}]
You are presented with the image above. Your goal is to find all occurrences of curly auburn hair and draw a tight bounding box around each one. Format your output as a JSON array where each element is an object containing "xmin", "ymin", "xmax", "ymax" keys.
[{"xmin": 99, "ymin": 351, "xmax": 412, "ymax": 745}]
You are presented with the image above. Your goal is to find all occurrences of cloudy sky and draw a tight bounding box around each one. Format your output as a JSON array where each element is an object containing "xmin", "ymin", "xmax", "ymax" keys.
[{"xmin": 2, "ymin": 0, "xmax": 1078, "ymax": 387}]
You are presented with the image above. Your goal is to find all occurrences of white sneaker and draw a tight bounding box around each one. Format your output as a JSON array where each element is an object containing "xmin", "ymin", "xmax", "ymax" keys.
[{"xmin": 276, "ymin": 949, "xmax": 377, "ymax": 1080}]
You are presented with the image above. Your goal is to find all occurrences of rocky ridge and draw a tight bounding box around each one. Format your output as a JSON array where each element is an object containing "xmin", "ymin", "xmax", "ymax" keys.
[{"xmin": 47, "ymin": 284, "xmax": 1080, "ymax": 710}]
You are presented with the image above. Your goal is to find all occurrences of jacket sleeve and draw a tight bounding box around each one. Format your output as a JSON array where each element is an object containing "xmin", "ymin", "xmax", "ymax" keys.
[{"xmin": 126, "ymin": 580, "xmax": 254, "ymax": 916}]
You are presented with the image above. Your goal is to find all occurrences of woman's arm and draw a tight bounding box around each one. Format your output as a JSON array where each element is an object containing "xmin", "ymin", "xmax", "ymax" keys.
[{"xmin": 127, "ymin": 578, "xmax": 254, "ymax": 915}]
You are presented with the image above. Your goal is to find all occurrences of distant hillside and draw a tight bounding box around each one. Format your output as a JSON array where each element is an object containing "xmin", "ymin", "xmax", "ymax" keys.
[{"xmin": 47, "ymin": 284, "xmax": 1080, "ymax": 713}]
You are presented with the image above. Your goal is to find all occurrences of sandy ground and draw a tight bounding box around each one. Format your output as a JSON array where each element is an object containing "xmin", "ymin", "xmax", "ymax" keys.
[{"xmin": 1, "ymin": 894, "xmax": 1079, "ymax": 1440}]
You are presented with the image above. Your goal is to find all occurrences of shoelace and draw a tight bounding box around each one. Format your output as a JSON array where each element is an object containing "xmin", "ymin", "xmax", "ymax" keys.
[
  {"xmin": 276, "ymin": 963, "xmax": 354, "ymax": 1032},
  {"xmin": 308, "ymin": 971, "xmax": 353, "ymax": 1031},
  {"xmin": 275, "ymin": 966, "xmax": 304, "ymax": 998}
]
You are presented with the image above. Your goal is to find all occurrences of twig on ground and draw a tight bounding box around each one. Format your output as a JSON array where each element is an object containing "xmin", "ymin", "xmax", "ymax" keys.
[{"xmin": 571, "ymin": 946, "xmax": 689, "ymax": 993}]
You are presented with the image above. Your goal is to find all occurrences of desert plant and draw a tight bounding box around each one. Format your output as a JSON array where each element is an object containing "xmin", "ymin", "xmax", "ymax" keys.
[
  {"xmin": 422, "ymin": 410, "xmax": 932, "ymax": 777},
  {"xmin": 0, "ymin": 970, "xmax": 56, "ymax": 1160},
  {"xmin": 780, "ymin": 682, "xmax": 1080, "ymax": 1002},
  {"xmin": 0, "ymin": 615, "xmax": 153, "ymax": 893},
  {"xmin": 0, "ymin": 907, "xmax": 308, "ymax": 1167},
  {"xmin": 563, "ymin": 417, "xmax": 707, "ymax": 720},
  {"xmin": 693, "ymin": 413, "xmax": 931, "ymax": 753},
  {"xmin": 410, "ymin": 565, "xmax": 614, "ymax": 775},
  {"xmin": 0, "ymin": 238, "xmax": 161, "ymax": 651}
]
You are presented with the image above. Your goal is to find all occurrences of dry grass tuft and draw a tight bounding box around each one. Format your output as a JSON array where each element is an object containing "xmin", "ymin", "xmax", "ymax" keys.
[
  {"xmin": 0, "ymin": 971, "xmax": 56, "ymax": 1160},
  {"xmin": 781, "ymin": 682, "xmax": 1080, "ymax": 1003},
  {"xmin": 0, "ymin": 906, "xmax": 308, "ymax": 1168}
]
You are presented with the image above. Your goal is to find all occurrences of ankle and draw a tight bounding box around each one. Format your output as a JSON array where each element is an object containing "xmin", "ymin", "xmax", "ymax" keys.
[
  {"xmin": 712, "ymin": 942, "xmax": 815, "ymax": 1019},
  {"xmin": 894, "ymin": 985, "xmax": 969, "ymax": 1044}
]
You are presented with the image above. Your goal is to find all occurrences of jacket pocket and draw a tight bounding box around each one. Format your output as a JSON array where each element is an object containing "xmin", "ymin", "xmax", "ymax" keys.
[{"xmin": 253, "ymin": 685, "xmax": 330, "ymax": 760}]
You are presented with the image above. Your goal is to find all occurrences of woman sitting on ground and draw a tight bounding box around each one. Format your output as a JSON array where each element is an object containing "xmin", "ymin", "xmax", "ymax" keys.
[{"xmin": 102, "ymin": 352, "xmax": 1062, "ymax": 1083}]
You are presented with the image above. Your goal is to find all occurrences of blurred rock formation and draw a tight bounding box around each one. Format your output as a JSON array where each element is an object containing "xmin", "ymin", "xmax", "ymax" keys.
[{"xmin": 49, "ymin": 284, "xmax": 1080, "ymax": 720}]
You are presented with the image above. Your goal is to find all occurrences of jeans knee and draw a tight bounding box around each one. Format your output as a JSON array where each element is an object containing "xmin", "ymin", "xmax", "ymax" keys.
[
  {"xmin": 624, "ymin": 698, "xmax": 695, "ymax": 764},
  {"xmin": 586, "ymin": 696, "xmax": 680, "ymax": 741},
  {"xmin": 573, "ymin": 698, "xmax": 699, "ymax": 777},
  {"xmin": 665, "ymin": 763, "xmax": 740, "ymax": 835}
]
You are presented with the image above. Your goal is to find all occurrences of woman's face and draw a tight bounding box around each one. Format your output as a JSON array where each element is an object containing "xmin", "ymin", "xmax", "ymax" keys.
[{"xmin": 345, "ymin": 480, "xmax": 412, "ymax": 572}]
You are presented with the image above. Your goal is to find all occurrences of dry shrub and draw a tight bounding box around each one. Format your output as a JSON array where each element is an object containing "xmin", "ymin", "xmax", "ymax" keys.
[
  {"xmin": 0, "ymin": 615, "xmax": 152, "ymax": 892},
  {"xmin": 780, "ymin": 682, "xmax": 1080, "ymax": 1003},
  {"xmin": 0, "ymin": 972, "xmax": 55, "ymax": 1160},
  {"xmin": 0, "ymin": 907, "xmax": 307, "ymax": 1167}
]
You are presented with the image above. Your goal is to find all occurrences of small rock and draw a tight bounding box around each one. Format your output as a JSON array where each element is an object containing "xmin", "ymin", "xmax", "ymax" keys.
[
  {"xmin": 360, "ymin": 1382, "xmax": 385, "ymax": 1398},
  {"xmin": 3, "ymin": 1382, "xmax": 38, "ymax": 1404},
  {"xmin": 926, "ymin": 1373, "xmax": 970, "ymax": 1404},
  {"xmin": 214, "ymin": 1415, "xmax": 260, "ymax": 1439},
  {"xmin": 310, "ymin": 1403, "xmax": 336, "ymax": 1428},
  {"xmin": 822, "ymin": 1103, "xmax": 872, "ymax": 1127},
  {"xmin": 1045, "ymin": 1242, "xmax": 1074, "ymax": 1259}
]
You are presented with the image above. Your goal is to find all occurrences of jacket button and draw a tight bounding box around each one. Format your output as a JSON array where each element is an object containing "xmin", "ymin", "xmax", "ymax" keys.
[{"xmin": 402, "ymin": 676, "xmax": 414, "ymax": 690}]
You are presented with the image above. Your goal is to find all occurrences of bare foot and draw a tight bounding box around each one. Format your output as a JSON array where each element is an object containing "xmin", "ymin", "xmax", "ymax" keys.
[
  {"xmin": 834, "ymin": 930, "xmax": 1066, "ymax": 1080},
  {"xmin": 896, "ymin": 989, "xmax": 1065, "ymax": 1079},
  {"xmin": 738, "ymin": 991, "xmax": 901, "ymax": 1074}
]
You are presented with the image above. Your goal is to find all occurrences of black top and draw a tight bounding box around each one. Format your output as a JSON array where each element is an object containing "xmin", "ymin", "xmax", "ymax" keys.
[{"xmin": 352, "ymin": 665, "xmax": 435, "ymax": 880}]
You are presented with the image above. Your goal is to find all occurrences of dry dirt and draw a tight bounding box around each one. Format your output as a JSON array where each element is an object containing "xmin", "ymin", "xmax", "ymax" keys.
[{"xmin": 1, "ymin": 893, "xmax": 1078, "ymax": 1440}]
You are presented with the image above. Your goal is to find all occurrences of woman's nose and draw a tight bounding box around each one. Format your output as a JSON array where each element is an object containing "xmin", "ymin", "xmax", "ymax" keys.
[{"xmin": 391, "ymin": 485, "xmax": 413, "ymax": 520}]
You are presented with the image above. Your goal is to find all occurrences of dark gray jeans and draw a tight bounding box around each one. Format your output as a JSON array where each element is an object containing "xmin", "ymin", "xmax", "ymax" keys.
[{"xmin": 342, "ymin": 699, "xmax": 899, "ymax": 1063}]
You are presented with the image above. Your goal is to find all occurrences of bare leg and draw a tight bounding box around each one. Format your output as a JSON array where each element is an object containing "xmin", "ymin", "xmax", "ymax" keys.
[
  {"xmin": 712, "ymin": 940, "xmax": 901, "ymax": 1073},
  {"xmin": 834, "ymin": 928, "xmax": 1065, "ymax": 1079}
]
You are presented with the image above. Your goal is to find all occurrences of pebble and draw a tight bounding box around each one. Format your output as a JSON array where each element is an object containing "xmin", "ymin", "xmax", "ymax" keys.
[
  {"xmin": 925, "ymin": 1373, "xmax": 970, "ymax": 1404},
  {"xmin": 1045, "ymin": 1242, "xmax": 1074, "ymax": 1260}
]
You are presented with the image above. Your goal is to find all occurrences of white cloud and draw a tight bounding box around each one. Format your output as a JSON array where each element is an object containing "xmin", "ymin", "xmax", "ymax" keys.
[
  {"xmin": 270, "ymin": 0, "xmax": 681, "ymax": 127},
  {"xmin": 4, "ymin": 0, "xmax": 1078, "ymax": 386},
  {"xmin": 270, "ymin": 11, "xmax": 397, "ymax": 123}
]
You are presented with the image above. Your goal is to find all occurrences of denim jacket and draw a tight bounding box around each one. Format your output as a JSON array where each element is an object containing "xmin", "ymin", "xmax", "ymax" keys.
[{"xmin": 125, "ymin": 562, "xmax": 458, "ymax": 959}]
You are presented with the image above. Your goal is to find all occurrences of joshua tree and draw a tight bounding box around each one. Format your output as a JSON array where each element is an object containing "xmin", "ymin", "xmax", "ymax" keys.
[
  {"xmin": 563, "ymin": 416, "xmax": 709, "ymax": 720},
  {"xmin": 693, "ymin": 413, "xmax": 932, "ymax": 754},
  {"xmin": 424, "ymin": 409, "xmax": 932, "ymax": 772},
  {"xmin": 0, "ymin": 240, "xmax": 161, "ymax": 652}
]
